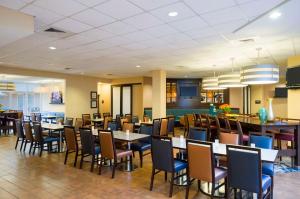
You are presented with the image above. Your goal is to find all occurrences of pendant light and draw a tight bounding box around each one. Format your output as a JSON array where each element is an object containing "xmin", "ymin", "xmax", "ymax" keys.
[
  {"xmin": 218, "ymin": 58, "xmax": 247, "ymax": 88},
  {"xmin": 203, "ymin": 66, "xmax": 226, "ymax": 90},
  {"xmin": 241, "ymin": 48, "xmax": 279, "ymax": 85}
]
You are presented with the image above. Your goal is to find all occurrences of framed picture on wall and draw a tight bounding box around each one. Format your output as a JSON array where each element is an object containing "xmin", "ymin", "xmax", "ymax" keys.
[
  {"xmin": 91, "ymin": 100, "xmax": 97, "ymax": 108},
  {"xmin": 91, "ymin": 91, "xmax": 97, "ymax": 100}
]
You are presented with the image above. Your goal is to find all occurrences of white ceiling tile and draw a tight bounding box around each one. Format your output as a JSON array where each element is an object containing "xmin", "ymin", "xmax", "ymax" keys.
[
  {"xmin": 52, "ymin": 18, "xmax": 92, "ymax": 33},
  {"xmin": 122, "ymin": 43, "xmax": 149, "ymax": 50},
  {"xmin": 74, "ymin": 0, "xmax": 107, "ymax": 7},
  {"xmin": 183, "ymin": 27, "xmax": 217, "ymax": 39},
  {"xmin": 81, "ymin": 40, "xmax": 113, "ymax": 50},
  {"xmin": 159, "ymin": 32, "xmax": 191, "ymax": 43},
  {"xmin": 123, "ymin": 13, "xmax": 163, "ymax": 29},
  {"xmin": 128, "ymin": 0, "xmax": 178, "ymax": 10},
  {"xmin": 102, "ymin": 36, "xmax": 132, "ymax": 46},
  {"xmin": 123, "ymin": 31, "xmax": 154, "ymax": 42},
  {"xmin": 143, "ymin": 24, "xmax": 178, "ymax": 38},
  {"xmin": 21, "ymin": 4, "xmax": 64, "ymax": 25},
  {"xmin": 201, "ymin": 6, "xmax": 247, "ymax": 26},
  {"xmin": 100, "ymin": 21, "xmax": 138, "ymax": 35},
  {"xmin": 183, "ymin": 0, "xmax": 237, "ymax": 14},
  {"xmin": 94, "ymin": 0, "xmax": 143, "ymax": 20},
  {"xmin": 71, "ymin": 8, "xmax": 115, "ymax": 27},
  {"xmin": 169, "ymin": 16, "xmax": 208, "ymax": 32},
  {"xmin": 213, "ymin": 19, "xmax": 248, "ymax": 34},
  {"xmin": 150, "ymin": 2, "xmax": 195, "ymax": 23},
  {"xmin": 0, "ymin": 0, "xmax": 26, "ymax": 10},
  {"xmin": 33, "ymin": 0, "xmax": 87, "ymax": 17},
  {"xmin": 80, "ymin": 28, "xmax": 113, "ymax": 41}
]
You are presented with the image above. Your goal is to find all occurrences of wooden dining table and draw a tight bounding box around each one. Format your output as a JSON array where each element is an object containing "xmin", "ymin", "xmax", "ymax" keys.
[
  {"xmin": 41, "ymin": 123, "xmax": 64, "ymax": 152},
  {"xmin": 229, "ymin": 116, "xmax": 300, "ymax": 167}
]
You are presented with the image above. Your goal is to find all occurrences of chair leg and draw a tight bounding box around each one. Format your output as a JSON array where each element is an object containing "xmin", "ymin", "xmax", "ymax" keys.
[
  {"xmin": 139, "ymin": 151, "xmax": 143, "ymax": 167},
  {"xmin": 29, "ymin": 142, "xmax": 33, "ymax": 154},
  {"xmin": 197, "ymin": 180, "xmax": 201, "ymax": 191},
  {"xmin": 211, "ymin": 184, "xmax": 215, "ymax": 199},
  {"xmin": 15, "ymin": 138, "xmax": 19, "ymax": 150},
  {"xmin": 112, "ymin": 161, "xmax": 116, "ymax": 179},
  {"xmin": 185, "ymin": 177, "xmax": 190, "ymax": 199},
  {"xmin": 23, "ymin": 140, "xmax": 28, "ymax": 152},
  {"xmin": 74, "ymin": 151, "xmax": 78, "ymax": 167},
  {"xmin": 90, "ymin": 155, "xmax": 95, "ymax": 172},
  {"xmin": 98, "ymin": 157, "xmax": 103, "ymax": 175},
  {"xmin": 169, "ymin": 173, "xmax": 174, "ymax": 197},
  {"xmin": 271, "ymin": 176, "xmax": 274, "ymax": 199},
  {"xmin": 165, "ymin": 171, "xmax": 167, "ymax": 182},
  {"xmin": 150, "ymin": 167, "xmax": 155, "ymax": 191},
  {"xmin": 64, "ymin": 150, "xmax": 69, "ymax": 165},
  {"xmin": 20, "ymin": 139, "xmax": 24, "ymax": 151},
  {"xmin": 79, "ymin": 154, "xmax": 84, "ymax": 169},
  {"xmin": 39, "ymin": 143, "xmax": 43, "ymax": 157},
  {"xmin": 33, "ymin": 142, "xmax": 37, "ymax": 155}
]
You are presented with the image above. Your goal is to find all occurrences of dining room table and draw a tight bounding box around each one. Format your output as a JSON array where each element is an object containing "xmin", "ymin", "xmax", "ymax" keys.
[
  {"xmin": 91, "ymin": 118, "xmax": 104, "ymax": 126},
  {"xmin": 228, "ymin": 116, "xmax": 300, "ymax": 167},
  {"xmin": 41, "ymin": 123, "xmax": 64, "ymax": 152},
  {"xmin": 92, "ymin": 130, "xmax": 150, "ymax": 172},
  {"xmin": 42, "ymin": 115, "xmax": 57, "ymax": 123}
]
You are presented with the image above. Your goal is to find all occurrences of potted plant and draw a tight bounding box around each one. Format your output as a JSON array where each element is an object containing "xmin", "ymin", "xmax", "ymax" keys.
[
  {"xmin": 219, "ymin": 104, "xmax": 231, "ymax": 115},
  {"xmin": 0, "ymin": 104, "xmax": 4, "ymax": 113}
]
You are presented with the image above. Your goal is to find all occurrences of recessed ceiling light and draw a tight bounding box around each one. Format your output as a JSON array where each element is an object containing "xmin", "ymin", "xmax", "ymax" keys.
[
  {"xmin": 49, "ymin": 46, "xmax": 56, "ymax": 50},
  {"xmin": 136, "ymin": 65, "xmax": 141, "ymax": 68},
  {"xmin": 168, "ymin": 11, "xmax": 178, "ymax": 17},
  {"xmin": 64, "ymin": 67, "xmax": 72, "ymax": 70},
  {"xmin": 269, "ymin": 11, "xmax": 282, "ymax": 19}
]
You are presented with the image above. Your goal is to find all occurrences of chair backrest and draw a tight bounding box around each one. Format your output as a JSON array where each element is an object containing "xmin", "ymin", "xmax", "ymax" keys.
[
  {"xmin": 184, "ymin": 115, "xmax": 189, "ymax": 129},
  {"xmin": 167, "ymin": 116, "xmax": 175, "ymax": 134},
  {"xmin": 116, "ymin": 114, "xmax": 122, "ymax": 129},
  {"xmin": 226, "ymin": 145, "xmax": 262, "ymax": 193},
  {"xmin": 187, "ymin": 114, "xmax": 195, "ymax": 127},
  {"xmin": 224, "ymin": 117, "xmax": 231, "ymax": 130},
  {"xmin": 33, "ymin": 122, "xmax": 43, "ymax": 143},
  {"xmin": 103, "ymin": 112, "xmax": 111, "ymax": 118},
  {"xmin": 186, "ymin": 140, "xmax": 214, "ymax": 182},
  {"xmin": 249, "ymin": 133, "xmax": 273, "ymax": 149},
  {"xmin": 143, "ymin": 115, "xmax": 150, "ymax": 122},
  {"xmin": 122, "ymin": 122, "xmax": 134, "ymax": 133},
  {"xmin": 79, "ymin": 128, "xmax": 95, "ymax": 155},
  {"xmin": 236, "ymin": 120, "xmax": 244, "ymax": 144},
  {"xmin": 64, "ymin": 126, "xmax": 78, "ymax": 151},
  {"xmin": 30, "ymin": 113, "xmax": 36, "ymax": 122},
  {"xmin": 15, "ymin": 119, "xmax": 25, "ymax": 138},
  {"xmin": 152, "ymin": 119, "xmax": 161, "ymax": 136},
  {"xmin": 35, "ymin": 113, "xmax": 42, "ymax": 122},
  {"xmin": 74, "ymin": 118, "xmax": 83, "ymax": 131},
  {"xmin": 151, "ymin": 136, "xmax": 174, "ymax": 172},
  {"xmin": 188, "ymin": 127, "xmax": 207, "ymax": 141},
  {"xmin": 139, "ymin": 124, "xmax": 153, "ymax": 143},
  {"xmin": 99, "ymin": 130, "xmax": 115, "ymax": 159},
  {"xmin": 104, "ymin": 116, "xmax": 113, "ymax": 130},
  {"xmin": 93, "ymin": 113, "xmax": 101, "ymax": 119},
  {"xmin": 65, "ymin": 117, "xmax": 74, "ymax": 126},
  {"xmin": 125, "ymin": 114, "xmax": 132, "ymax": 123},
  {"xmin": 132, "ymin": 115, "xmax": 139, "ymax": 123},
  {"xmin": 23, "ymin": 121, "xmax": 34, "ymax": 141},
  {"xmin": 160, "ymin": 118, "xmax": 168, "ymax": 136},
  {"xmin": 219, "ymin": 132, "xmax": 239, "ymax": 145},
  {"xmin": 107, "ymin": 121, "xmax": 117, "ymax": 131},
  {"xmin": 82, "ymin": 114, "xmax": 91, "ymax": 126},
  {"xmin": 56, "ymin": 117, "xmax": 64, "ymax": 124}
]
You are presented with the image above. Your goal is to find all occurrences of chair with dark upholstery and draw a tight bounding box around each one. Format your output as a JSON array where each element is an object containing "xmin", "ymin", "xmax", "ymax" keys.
[
  {"xmin": 23, "ymin": 121, "xmax": 35, "ymax": 153},
  {"xmin": 249, "ymin": 133, "xmax": 274, "ymax": 198},
  {"xmin": 226, "ymin": 145, "xmax": 272, "ymax": 199},
  {"xmin": 132, "ymin": 115, "xmax": 139, "ymax": 123},
  {"xmin": 160, "ymin": 118, "xmax": 168, "ymax": 136},
  {"xmin": 79, "ymin": 128, "xmax": 100, "ymax": 172},
  {"xmin": 32, "ymin": 123, "xmax": 60, "ymax": 156},
  {"xmin": 185, "ymin": 140, "xmax": 227, "ymax": 199},
  {"xmin": 15, "ymin": 119, "xmax": 25, "ymax": 151},
  {"xmin": 64, "ymin": 117, "xmax": 74, "ymax": 126},
  {"xmin": 152, "ymin": 119, "xmax": 161, "ymax": 136},
  {"xmin": 115, "ymin": 114, "xmax": 122, "ymax": 130},
  {"xmin": 82, "ymin": 114, "xmax": 91, "ymax": 128},
  {"xmin": 107, "ymin": 121, "xmax": 118, "ymax": 131},
  {"xmin": 64, "ymin": 126, "xmax": 80, "ymax": 167},
  {"xmin": 167, "ymin": 116, "xmax": 175, "ymax": 136},
  {"xmin": 98, "ymin": 130, "xmax": 133, "ymax": 178},
  {"xmin": 187, "ymin": 127, "xmax": 207, "ymax": 141},
  {"xmin": 131, "ymin": 124, "xmax": 152, "ymax": 167},
  {"xmin": 150, "ymin": 136, "xmax": 187, "ymax": 197}
]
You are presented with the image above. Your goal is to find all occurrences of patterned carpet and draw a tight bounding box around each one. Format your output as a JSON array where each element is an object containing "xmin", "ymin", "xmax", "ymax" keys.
[{"xmin": 275, "ymin": 160, "xmax": 300, "ymax": 174}]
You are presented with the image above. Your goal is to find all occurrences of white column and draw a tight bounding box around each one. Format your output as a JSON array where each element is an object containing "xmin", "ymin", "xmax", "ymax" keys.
[{"xmin": 152, "ymin": 70, "xmax": 166, "ymax": 119}]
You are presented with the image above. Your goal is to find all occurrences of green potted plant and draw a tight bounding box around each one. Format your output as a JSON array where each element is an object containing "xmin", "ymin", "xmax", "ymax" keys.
[
  {"xmin": 0, "ymin": 104, "xmax": 4, "ymax": 113},
  {"xmin": 219, "ymin": 104, "xmax": 231, "ymax": 115}
]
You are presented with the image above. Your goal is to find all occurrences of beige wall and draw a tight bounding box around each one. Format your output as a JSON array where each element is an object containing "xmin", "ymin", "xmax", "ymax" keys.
[
  {"xmin": 229, "ymin": 88, "xmax": 243, "ymax": 112},
  {"xmin": 287, "ymin": 55, "xmax": 300, "ymax": 118},
  {"xmin": 143, "ymin": 77, "xmax": 152, "ymax": 108},
  {"xmin": 132, "ymin": 84, "xmax": 143, "ymax": 119},
  {"xmin": 0, "ymin": 65, "xmax": 109, "ymax": 118},
  {"xmin": 97, "ymin": 83, "xmax": 111, "ymax": 115},
  {"xmin": 152, "ymin": 70, "xmax": 166, "ymax": 119}
]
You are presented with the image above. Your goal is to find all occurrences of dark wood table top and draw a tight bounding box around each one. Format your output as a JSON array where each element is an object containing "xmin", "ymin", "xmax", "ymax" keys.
[{"xmin": 229, "ymin": 116, "xmax": 300, "ymax": 127}]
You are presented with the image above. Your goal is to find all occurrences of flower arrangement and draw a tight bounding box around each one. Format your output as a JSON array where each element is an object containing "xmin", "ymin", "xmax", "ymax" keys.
[{"xmin": 219, "ymin": 104, "xmax": 231, "ymax": 113}]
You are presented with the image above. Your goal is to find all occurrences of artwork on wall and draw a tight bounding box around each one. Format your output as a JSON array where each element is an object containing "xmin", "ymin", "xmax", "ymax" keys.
[
  {"xmin": 50, "ymin": 91, "xmax": 63, "ymax": 104},
  {"xmin": 90, "ymin": 91, "xmax": 98, "ymax": 108}
]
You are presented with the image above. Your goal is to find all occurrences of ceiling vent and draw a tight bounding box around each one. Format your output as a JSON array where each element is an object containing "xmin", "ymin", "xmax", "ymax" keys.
[
  {"xmin": 44, "ymin": 28, "xmax": 66, "ymax": 33},
  {"xmin": 238, "ymin": 38, "xmax": 255, "ymax": 43}
]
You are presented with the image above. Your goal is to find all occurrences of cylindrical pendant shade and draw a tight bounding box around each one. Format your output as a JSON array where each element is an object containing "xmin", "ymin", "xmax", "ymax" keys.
[
  {"xmin": 218, "ymin": 71, "xmax": 247, "ymax": 87},
  {"xmin": 241, "ymin": 64, "xmax": 279, "ymax": 85},
  {"xmin": 202, "ymin": 77, "xmax": 226, "ymax": 90}
]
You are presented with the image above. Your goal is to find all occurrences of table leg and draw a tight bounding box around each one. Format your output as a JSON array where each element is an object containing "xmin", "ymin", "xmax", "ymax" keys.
[
  {"xmin": 119, "ymin": 141, "xmax": 137, "ymax": 172},
  {"xmin": 59, "ymin": 130, "xmax": 63, "ymax": 153},
  {"xmin": 295, "ymin": 125, "xmax": 300, "ymax": 167}
]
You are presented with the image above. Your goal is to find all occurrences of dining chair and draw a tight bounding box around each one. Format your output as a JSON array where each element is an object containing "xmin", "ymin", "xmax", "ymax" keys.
[
  {"xmin": 64, "ymin": 117, "xmax": 74, "ymax": 126},
  {"xmin": 103, "ymin": 112, "xmax": 111, "ymax": 118},
  {"xmin": 103, "ymin": 116, "xmax": 113, "ymax": 130},
  {"xmin": 15, "ymin": 119, "xmax": 25, "ymax": 151},
  {"xmin": 132, "ymin": 115, "xmax": 139, "ymax": 123},
  {"xmin": 249, "ymin": 133, "xmax": 274, "ymax": 198},
  {"xmin": 122, "ymin": 122, "xmax": 134, "ymax": 133},
  {"xmin": 74, "ymin": 118, "xmax": 83, "ymax": 131},
  {"xmin": 184, "ymin": 115, "xmax": 189, "ymax": 137},
  {"xmin": 185, "ymin": 140, "xmax": 227, "ymax": 199},
  {"xmin": 143, "ymin": 115, "xmax": 150, "ymax": 122},
  {"xmin": 98, "ymin": 130, "xmax": 133, "ymax": 178},
  {"xmin": 152, "ymin": 119, "xmax": 161, "ymax": 136},
  {"xmin": 236, "ymin": 120, "xmax": 249, "ymax": 145},
  {"xmin": 35, "ymin": 113, "xmax": 42, "ymax": 122},
  {"xmin": 150, "ymin": 136, "xmax": 187, "ymax": 197},
  {"xmin": 23, "ymin": 121, "xmax": 35, "ymax": 153},
  {"xmin": 93, "ymin": 113, "xmax": 101, "ymax": 119},
  {"xmin": 226, "ymin": 145, "xmax": 272, "ymax": 199},
  {"xmin": 187, "ymin": 127, "xmax": 207, "ymax": 141},
  {"xmin": 187, "ymin": 114, "xmax": 195, "ymax": 128},
  {"xmin": 125, "ymin": 114, "xmax": 132, "ymax": 123},
  {"xmin": 219, "ymin": 132, "xmax": 239, "ymax": 145},
  {"xmin": 160, "ymin": 118, "xmax": 168, "ymax": 136},
  {"xmin": 79, "ymin": 128, "xmax": 100, "ymax": 172},
  {"xmin": 64, "ymin": 126, "xmax": 80, "ymax": 167},
  {"xmin": 167, "ymin": 116, "xmax": 175, "ymax": 136},
  {"xmin": 32, "ymin": 123, "xmax": 60, "ymax": 156},
  {"xmin": 131, "ymin": 124, "xmax": 152, "ymax": 167},
  {"xmin": 107, "ymin": 121, "xmax": 117, "ymax": 131},
  {"xmin": 82, "ymin": 114, "xmax": 91, "ymax": 127},
  {"xmin": 115, "ymin": 114, "xmax": 122, "ymax": 130},
  {"xmin": 30, "ymin": 113, "xmax": 36, "ymax": 122}
]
